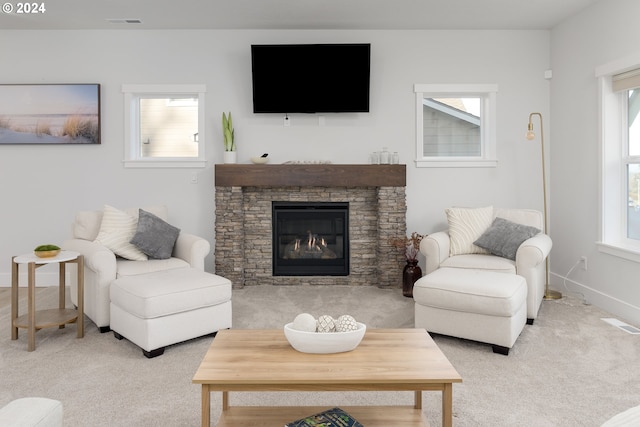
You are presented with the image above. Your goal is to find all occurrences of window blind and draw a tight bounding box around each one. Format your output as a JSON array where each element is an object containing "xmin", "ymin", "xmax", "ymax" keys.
[{"xmin": 613, "ymin": 68, "xmax": 640, "ymax": 92}]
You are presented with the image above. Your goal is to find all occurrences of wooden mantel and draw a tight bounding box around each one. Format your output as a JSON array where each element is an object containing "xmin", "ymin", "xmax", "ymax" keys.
[{"xmin": 214, "ymin": 164, "xmax": 406, "ymax": 187}]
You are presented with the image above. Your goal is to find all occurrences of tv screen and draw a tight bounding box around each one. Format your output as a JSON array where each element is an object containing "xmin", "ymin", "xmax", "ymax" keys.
[{"xmin": 251, "ymin": 43, "xmax": 371, "ymax": 114}]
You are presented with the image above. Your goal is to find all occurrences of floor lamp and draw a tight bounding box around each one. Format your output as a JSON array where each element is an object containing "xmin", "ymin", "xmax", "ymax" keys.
[{"xmin": 526, "ymin": 112, "xmax": 562, "ymax": 300}]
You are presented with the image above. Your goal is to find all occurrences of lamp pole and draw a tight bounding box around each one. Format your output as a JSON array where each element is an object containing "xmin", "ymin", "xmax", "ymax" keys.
[{"xmin": 527, "ymin": 112, "xmax": 561, "ymax": 300}]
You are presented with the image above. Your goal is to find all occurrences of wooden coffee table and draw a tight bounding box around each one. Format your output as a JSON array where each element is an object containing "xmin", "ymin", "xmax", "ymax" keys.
[{"xmin": 192, "ymin": 328, "xmax": 462, "ymax": 426}]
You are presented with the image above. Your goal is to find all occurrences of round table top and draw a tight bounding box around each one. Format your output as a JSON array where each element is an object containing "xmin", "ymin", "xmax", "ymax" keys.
[{"xmin": 14, "ymin": 250, "xmax": 80, "ymax": 265}]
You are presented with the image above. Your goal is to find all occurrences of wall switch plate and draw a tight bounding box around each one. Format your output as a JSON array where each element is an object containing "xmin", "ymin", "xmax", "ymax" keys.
[
  {"xmin": 190, "ymin": 172, "xmax": 198, "ymax": 184},
  {"xmin": 284, "ymin": 115, "xmax": 291, "ymax": 127}
]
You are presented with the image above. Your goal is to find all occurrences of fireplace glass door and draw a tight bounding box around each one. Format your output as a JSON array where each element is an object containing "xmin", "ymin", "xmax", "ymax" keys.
[{"xmin": 272, "ymin": 202, "xmax": 349, "ymax": 276}]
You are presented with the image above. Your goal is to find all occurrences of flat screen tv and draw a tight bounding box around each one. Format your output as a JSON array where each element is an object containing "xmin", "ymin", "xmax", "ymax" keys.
[{"xmin": 251, "ymin": 43, "xmax": 370, "ymax": 114}]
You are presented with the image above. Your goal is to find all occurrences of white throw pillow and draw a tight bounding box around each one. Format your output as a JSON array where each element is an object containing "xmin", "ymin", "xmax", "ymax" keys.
[
  {"xmin": 445, "ymin": 206, "xmax": 493, "ymax": 256},
  {"xmin": 94, "ymin": 205, "xmax": 148, "ymax": 261}
]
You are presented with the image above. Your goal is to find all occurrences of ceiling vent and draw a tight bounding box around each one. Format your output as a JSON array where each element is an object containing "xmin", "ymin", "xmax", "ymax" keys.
[{"xmin": 106, "ymin": 19, "xmax": 143, "ymax": 24}]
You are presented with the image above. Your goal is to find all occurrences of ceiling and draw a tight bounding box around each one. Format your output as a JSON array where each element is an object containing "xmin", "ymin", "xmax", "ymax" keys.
[{"xmin": 0, "ymin": 0, "xmax": 600, "ymax": 31}]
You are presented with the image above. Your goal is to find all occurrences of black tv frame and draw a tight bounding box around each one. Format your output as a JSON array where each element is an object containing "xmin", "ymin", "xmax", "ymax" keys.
[{"xmin": 251, "ymin": 43, "xmax": 371, "ymax": 114}]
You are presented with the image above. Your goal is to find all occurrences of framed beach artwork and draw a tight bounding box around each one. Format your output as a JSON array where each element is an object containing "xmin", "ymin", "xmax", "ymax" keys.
[{"xmin": 0, "ymin": 84, "xmax": 100, "ymax": 144}]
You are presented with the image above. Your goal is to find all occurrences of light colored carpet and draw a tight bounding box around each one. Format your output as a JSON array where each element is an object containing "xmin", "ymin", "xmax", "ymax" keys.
[{"xmin": 1, "ymin": 285, "xmax": 639, "ymax": 426}]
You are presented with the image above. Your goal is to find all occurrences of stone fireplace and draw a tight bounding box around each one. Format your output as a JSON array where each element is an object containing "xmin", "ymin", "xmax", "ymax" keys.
[{"xmin": 214, "ymin": 164, "xmax": 406, "ymax": 289}]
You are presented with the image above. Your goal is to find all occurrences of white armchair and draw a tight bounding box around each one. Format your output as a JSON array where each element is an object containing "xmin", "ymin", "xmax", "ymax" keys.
[
  {"xmin": 62, "ymin": 205, "xmax": 210, "ymax": 332},
  {"xmin": 420, "ymin": 207, "xmax": 552, "ymax": 323}
]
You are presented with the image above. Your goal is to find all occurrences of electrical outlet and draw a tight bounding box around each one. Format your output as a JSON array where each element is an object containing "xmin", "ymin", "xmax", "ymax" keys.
[
  {"xmin": 283, "ymin": 115, "xmax": 291, "ymax": 127},
  {"xmin": 580, "ymin": 256, "xmax": 587, "ymax": 271}
]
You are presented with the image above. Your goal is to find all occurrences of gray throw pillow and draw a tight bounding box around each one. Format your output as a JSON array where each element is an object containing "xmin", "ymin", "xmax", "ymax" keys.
[
  {"xmin": 473, "ymin": 217, "xmax": 541, "ymax": 261},
  {"xmin": 130, "ymin": 209, "xmax": 180, "ymax": 259}
]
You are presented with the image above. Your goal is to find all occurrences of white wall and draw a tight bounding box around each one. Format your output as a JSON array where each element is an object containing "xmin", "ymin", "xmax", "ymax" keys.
[
  {"xmin": 550, "ymin": 0, "xmax": 640, "ymax": 324},
  {"xmin": 0, "ymin": 29, "xmax": 550, "ymax": 289}
]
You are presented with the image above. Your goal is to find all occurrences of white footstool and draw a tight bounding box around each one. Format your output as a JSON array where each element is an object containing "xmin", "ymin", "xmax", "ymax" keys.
[
  {"xmin": 110, "ymin": 267, "xmax": 232, "ymax": 358},
  {"xmin": 413, "ymin": 267, "xmax": 527, "ymax": 355},
  {"xmin": 602, "ymin": 404, "xmax": 640, "ymax": 426},
  {"xmin": 0, "ymin": 398, "xmax": 63, "ymax": 426}
]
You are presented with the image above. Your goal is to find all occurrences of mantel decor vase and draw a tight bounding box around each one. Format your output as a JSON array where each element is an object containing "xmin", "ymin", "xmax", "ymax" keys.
[
  {"xmin": 223, "ymin": 151, "xmax": 237, "ymax": 164},
  {"xmin": 402, "ymin": 260, "xmax": 422, "ymax": 298}
]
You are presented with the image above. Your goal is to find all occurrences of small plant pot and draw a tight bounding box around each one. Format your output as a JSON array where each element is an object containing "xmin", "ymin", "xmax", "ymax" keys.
[{"xmin": 223, "ymin": 151, "xmax": 237, "ymax": 164}]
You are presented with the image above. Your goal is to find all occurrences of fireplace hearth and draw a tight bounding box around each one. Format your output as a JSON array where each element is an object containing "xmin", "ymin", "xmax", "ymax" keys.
[
  {"xmin": 214, "ymin": 164, "xmax": 406, "ymax": 288},
  {"xmin": 272, "ymin": 202, "xmax": 349, "ymax": 276}
]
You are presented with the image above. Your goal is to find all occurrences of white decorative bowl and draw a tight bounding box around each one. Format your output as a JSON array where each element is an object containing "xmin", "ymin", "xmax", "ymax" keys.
[
  {"xmin": 284, "ymin": 322, "xmax": 366, "ymax": 354},
  {"xmin": 250, "ymin": 156, "xmax": 269, "ymax": 164}
]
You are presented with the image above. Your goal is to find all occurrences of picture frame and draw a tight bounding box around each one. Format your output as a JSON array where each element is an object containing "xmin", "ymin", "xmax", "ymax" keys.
[{"xmin": 0, "ymin": 84, "xmax": 101, "ymax": 145}]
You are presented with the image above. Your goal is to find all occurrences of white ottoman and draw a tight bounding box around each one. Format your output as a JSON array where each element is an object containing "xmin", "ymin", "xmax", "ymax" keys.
[
  {"xmin": 413, "ymin": 267, "xmax": 527, "ymax": 355},
  {"xmin": 602, "ymin": 404, "xmax": 640, "ymax": 426},
  {"xmin": 0, "ymin": 398, "xmax": 63, "ymax": 426},
  {"xmin": 110, "ymin": 267, "xmax": 232, "ymax": 358}
]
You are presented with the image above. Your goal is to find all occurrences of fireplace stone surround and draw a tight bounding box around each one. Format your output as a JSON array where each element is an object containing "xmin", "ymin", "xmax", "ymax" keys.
[{"xmin": 214, "ymin": 164, "xmax": 406, "ymax": 289}]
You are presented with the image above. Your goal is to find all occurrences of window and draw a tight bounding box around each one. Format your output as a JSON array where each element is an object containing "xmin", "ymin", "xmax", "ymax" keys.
[
  {"xmin": 122, "ymin": 84, "xmax": 206, "ymax": 168},
  {"xmin": 414, "ymin": 84, "xmax": 498, "ymax": 167},
  {"xmin": 596, "ymin": 57, "xmax": 640, "ymax": 262}
]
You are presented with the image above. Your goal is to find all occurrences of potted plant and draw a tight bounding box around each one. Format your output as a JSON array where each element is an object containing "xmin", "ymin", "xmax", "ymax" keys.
[
  {"xmin": 390, "ymin": 232, "xmax": 424, "ymax": 297},
  {"xmin": 222, "ymin": 111, "xmax": 236, "ymax": 163}
]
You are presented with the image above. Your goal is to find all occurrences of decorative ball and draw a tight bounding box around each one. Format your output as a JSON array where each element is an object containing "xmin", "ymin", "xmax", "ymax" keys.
[
  {"xmin": 316, "ymin": 315, "xmax": 336, "ymax": 333},
  {"xmin": 335, "ymin": 315, "xmax": 359, "ymax": 332},
  {"xmin": 292, "ymin": 313, "xmax": 317, "ymax": 332}
]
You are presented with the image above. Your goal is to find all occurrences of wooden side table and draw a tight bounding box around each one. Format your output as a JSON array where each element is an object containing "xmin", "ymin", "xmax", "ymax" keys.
[{"xmin": 11, "ymin": 250, "xmax": 84, "ymax": 351}]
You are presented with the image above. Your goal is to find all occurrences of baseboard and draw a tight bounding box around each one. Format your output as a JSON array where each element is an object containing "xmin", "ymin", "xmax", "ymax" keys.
[{"xmin": 550, "ymin": 272, "xmax": 640, "ymax": 326}]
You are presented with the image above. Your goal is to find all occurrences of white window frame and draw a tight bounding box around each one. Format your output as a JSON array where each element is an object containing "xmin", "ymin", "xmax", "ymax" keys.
[
  {"xmin": 414, "ymin": 84, "xmax": 498, "ymax": 168},
  {"xmin": 596, "ymin": 54, "xmax": 640, "ymax": 263},
  {"xmin": 122, "ymin": 84, "xmax": 206, "ymax": 168}
]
